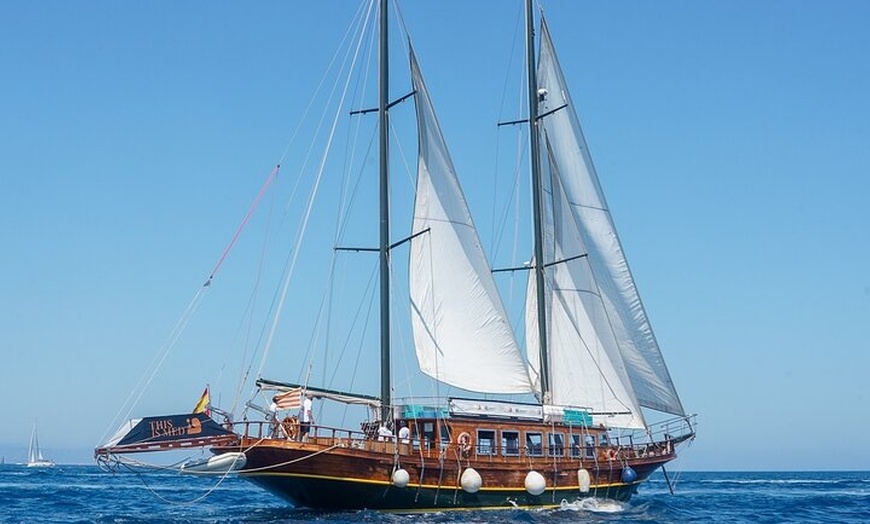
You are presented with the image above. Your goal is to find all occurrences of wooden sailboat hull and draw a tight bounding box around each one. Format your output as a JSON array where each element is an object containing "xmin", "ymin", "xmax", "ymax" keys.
[
  {"xmin": 245, "ymin": 472, "xmax": 642, "ymax": 511},
  {"xmin": 216, "ymin": 435, "xmax": 675, "ymax": 511}
]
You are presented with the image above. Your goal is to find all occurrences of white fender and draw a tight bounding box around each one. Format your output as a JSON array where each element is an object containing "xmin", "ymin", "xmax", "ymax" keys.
[
  {"xmin": 181, "ymin": 452, "xmax": 246, "ymax": 474},
  {"xmin": 392, "ymin": 468, "xmax": 410, "ymax": 488},
  {"xmin": 524, "ymin": 470, "xmax": 546, "ymax": 496},
  {"xmin": 460, "ymin": 467, "xmax": 482, "ymax": 493},
  {"xmin": 577, "ymin": 468, "xmax": 591, "ymax": 493}
]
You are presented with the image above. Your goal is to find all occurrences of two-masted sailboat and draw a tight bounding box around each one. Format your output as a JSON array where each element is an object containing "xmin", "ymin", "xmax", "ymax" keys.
[{"xmin": 96, "ymin": 0, "xmax": 694, "ymax": 511}]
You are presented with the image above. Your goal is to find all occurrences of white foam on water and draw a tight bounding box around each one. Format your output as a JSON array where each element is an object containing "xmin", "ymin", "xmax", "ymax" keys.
[{"xmin": 559, "ymin": 497, "xmax": 625, "ymax": 514}]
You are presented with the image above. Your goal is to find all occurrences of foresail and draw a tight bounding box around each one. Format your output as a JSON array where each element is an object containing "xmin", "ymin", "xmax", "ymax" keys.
[
  {"xmin": 526, "ymin": 138, "xmax": 645, "ymax": 429},
  {"xmin": 409, "ymin": 48, "xmax": 534, "ymax": 394},
  {"xmin": 534, "ymin": 17, "xmax": 684, "ymax": 416}
]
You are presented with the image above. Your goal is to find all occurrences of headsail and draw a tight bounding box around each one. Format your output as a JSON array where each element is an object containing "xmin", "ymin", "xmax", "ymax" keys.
[
  {"xmin": 409, "ymin": 48, "xmax": 534, "ymax": 394},
  {"xmin": 527, "ymin": 137, "xmax": 645, "ymax": 429},
  {"xmin": 530, "ymin": 17, "xmax": 685, "ymax": 417}
]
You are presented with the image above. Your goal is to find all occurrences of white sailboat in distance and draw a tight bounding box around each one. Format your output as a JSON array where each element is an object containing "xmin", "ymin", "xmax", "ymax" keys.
[{"xmin": 27, "ymin": 421, "xmax": 54, "ymax": 468}]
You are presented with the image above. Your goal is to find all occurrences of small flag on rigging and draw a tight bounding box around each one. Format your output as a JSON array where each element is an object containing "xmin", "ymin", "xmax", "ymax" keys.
[
  {"xmin": 273, "ymin": 388, "xmax": 302, "ymax": 410},
  {"xmin": 193, "ymin": 386, "xmax": 210, "ymax": 416}
]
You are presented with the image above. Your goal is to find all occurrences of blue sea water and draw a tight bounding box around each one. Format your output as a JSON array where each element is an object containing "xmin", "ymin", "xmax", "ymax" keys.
[{"xmin": 0, "ymin": 466, "xmax": 867, "ymax": 523}]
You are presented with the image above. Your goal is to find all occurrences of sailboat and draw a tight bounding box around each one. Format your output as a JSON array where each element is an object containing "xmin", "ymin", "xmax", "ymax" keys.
[
  {"xmin": 96, "ymin": 0, "xmax": 694, "ymax": 511},
  {"xmin": 27, "ymin": 422, "xmax": 54, "ymax": 468}
]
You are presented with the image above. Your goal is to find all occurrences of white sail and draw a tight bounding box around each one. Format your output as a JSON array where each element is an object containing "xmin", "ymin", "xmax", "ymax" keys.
[
  {"xmin": 27, "ymin": 422, "xmax": 53, "ymax": 467},
  {"xmin": 409, "ymin": 49, "xmax": 534, "ymax": 394},
  {"xmin": 532, "ymin": 18, "xmax": 684, "ymax": 417},
  {"xmin": 526, "ymin": 137, "xmax": 646, "ymax": 429},
  {"xmin": 29, "ymin": 426, "xmax": 39, "ymax": 462}
]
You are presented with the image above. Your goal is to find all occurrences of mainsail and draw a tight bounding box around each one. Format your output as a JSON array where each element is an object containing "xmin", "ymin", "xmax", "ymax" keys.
[
  {"xmin": 527, "ymin": 17, "xmax": 685, "ymax": 419},
  {"xmin": 409, "ymin": 49, "xmax": 534, "ymax": 394}
]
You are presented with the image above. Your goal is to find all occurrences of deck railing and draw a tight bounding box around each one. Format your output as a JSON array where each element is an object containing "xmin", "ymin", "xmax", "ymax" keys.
[{"xmin": 231, "ymin": 415, "xmax": 694, "ymax": 467}]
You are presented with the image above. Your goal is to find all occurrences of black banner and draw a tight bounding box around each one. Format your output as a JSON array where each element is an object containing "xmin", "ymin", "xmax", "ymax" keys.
[{"xmin": 116, "ymin": 413, "xmax": 233, "ymax": 447}]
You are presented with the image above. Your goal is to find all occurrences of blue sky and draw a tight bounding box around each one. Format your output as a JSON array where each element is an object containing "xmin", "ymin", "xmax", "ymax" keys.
[{"xmin": 1, "ymin": 1, "xmax": 868, "ymax": 472}]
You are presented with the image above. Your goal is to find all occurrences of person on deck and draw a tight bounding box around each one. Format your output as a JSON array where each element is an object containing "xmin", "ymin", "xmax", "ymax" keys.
[
  {"xmin": 397, "ymin": 421, "xmax": 410, "ymax": 444},
  {"xmin": 377, "ymin": 423, "xmax": 393, "ymax": 441},
  {"xmin": 300, "ymin": 393, "xmax": 314, "ymax": 441}
]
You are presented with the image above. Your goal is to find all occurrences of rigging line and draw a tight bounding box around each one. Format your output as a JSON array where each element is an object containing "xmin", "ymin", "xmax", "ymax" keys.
[
  {"xmin": 390, "ymin": 115, "xmax": 417, "ymax": 196},
  {"xmin": 238, "ymin": 443, "xmax": 344, "ymax": 473},
  {"xmin": 277, "ymin": 0, "xmax": 371, "ymax": 228},
  {"xmin": 300, "ymin": 261, "xmax": 333, "ymax": 387},
  {"xmin": 391, "ymin": 258, "xmax": 417, "ymax": 401},
  {"xmin": 391, "ymin": 0, "xmax": 411, "ymax": 58},
  {"xmin": 509, "ymin": 85, "xmax": 529, "ymax": 307},
  {"xmin": 231, "ymin": 183, "xmax": 279, "ymax": 414},
  {"xmin": 550, "ymin": 277, "xmax": 639, "ymax": 421},
  {"xmin": 341, "ymin": 264, "xmax": 379, "ymax": 424},
  {"xmin": 540, "ymin": 19, "xmax": 681, "ymax": 413},
  {"xmin": 318, "ymin": 243, "xmax": 340, "ymax": 393},
  {"xmin": 490, "ymin": 1, "xmax": 526, "ymax": 260},
  {"xmin": 336, "ymin": 127, "xmax": 377, "ymax": 244},
  {"xmin": 311, "ymin": 21, "xmax": 376, "ymax": 393},
  {"xmin": 326, "ymin": 261, "xmax": 378, "ymax": 389},
  {"xmin": 276, "ymin": 0, "xmax": 371, "ymax": 166},
  {"xmin": 386, "ymin": 251, "xmax": 413, "ymax": 409},
  {"xmin": 125, "ymin": 457, "xmax": 236, "ymax": 506},
  {"xmin": 206, "ymin": 171, "xmax": 279, "ymax": 414},
  {"xmin": 207, "ymin": 165, "xmax": 280, "ymax": 283},
  {"xmin": 256, "ymin": 0, "xmax": 373, "ymax": 380},
  {"xmin": 298, "ymin": 245, "xmax": 354, "ymax": 391},
  {"xmin": 491, "ymin": 99, "xmax": 529, "ymax": 307},
  {"xmin": 336, "ymin": 1, "xmax": 378, "ymax": 243},
  {"xmin": 99, "ymin": 286, "xmax": 209, "ymax": 446},
  {"xmin": 542, "ymin": 142, "xmax": 640, "ymax": 420},
  {"xmin": 560, "ymin": 207, "xmax": 667, "ymax": 416},
  {"xmin": 236, "ymin": 244, "xmax": 295, "ymax": 409}
]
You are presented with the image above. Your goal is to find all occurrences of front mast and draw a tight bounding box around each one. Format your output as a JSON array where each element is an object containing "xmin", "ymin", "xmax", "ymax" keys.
[
  {"xmin": 378, "ymin": 0, "xmax": 392, "ymax": 422},
  {"xmin": 526, "ymin": 0, "xmax": 551, "ymax": 401},
  {"xmin": 378, "ymin": 1, "xmax": 550, "ymax": 415}
]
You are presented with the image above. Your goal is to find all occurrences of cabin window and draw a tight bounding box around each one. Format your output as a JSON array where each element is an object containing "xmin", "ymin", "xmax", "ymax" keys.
[
  {"xmin": 568, "ymin": 433, "xmax": 582, "ymax": 458},
  {"xmin": 409, "ymin": 423, "xmax": 420, "ymax": 450},
  {"xmin": 526, "ymin": 432, "xmax": 543, "ymax": 456},
  {"xmin": 422, "ymin": 422, "xmax": 436, "ymax": 451},
  {"xmin": 548, "ymin": 432, "xmax": 565, "ymax": 457},
  {"xmin": 476, "ymin": 429, "xmax": 496, "ymax": 456},
  {"xmin": 585, "ymin": 433, "xmax": 597, "ymax": 458},
  {"xmin": 501, "ymin": 430, "xmax": 520, "ymax": 456},
  {"xmin": 439, "ymin": 422, "xmax": 452, "ymax": 450}
]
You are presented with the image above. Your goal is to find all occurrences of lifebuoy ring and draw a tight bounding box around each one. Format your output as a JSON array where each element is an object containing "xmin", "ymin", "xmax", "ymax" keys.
[{"xmin": 456, "ymin": 432, "xmax": 474, "ymax": 457}]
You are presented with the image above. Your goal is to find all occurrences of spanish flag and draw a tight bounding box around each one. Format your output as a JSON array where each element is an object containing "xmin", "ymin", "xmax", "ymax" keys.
[{"xmin": 193, "ymin": 386, "xmax": 210, "ymax": 415}]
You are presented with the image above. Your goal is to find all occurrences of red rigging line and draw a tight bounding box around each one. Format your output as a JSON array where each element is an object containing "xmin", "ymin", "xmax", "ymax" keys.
[{"xmin": 205, "ymin": 164, "xmax": 280, "ymax": 285}]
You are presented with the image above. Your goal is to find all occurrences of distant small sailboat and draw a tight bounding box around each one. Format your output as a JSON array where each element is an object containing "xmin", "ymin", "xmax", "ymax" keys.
[{"xmin": 27, "ymin": 422, "xmax": 54, "ymax": 468}]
